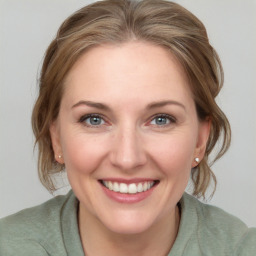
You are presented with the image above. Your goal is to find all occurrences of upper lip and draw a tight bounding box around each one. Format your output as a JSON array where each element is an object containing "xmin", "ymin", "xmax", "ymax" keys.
[{"xmin": 99, "ymin": 178, "xmax": 158, "ymax": 184}]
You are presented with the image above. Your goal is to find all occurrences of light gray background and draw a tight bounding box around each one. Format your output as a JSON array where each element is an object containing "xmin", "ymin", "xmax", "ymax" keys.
[{"xmin": 0, "ymin": 0, "xmax": 255, "ymax": 227}]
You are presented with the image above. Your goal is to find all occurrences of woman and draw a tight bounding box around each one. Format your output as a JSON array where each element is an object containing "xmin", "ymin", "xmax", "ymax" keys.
[{"xmin": 0, "ymin": 0, "xmax": 255, "ymax": 255}]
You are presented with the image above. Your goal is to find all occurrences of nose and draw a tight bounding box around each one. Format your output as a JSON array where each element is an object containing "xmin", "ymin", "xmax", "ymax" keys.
[{"xmin": 110, "ymin": 125, "xmax": 147, "ymax": 171}]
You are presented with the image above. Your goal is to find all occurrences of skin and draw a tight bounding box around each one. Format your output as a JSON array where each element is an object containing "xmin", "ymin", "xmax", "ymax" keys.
[{"xmin": 50, "ymin": 41, "xmax": 210, "ymax": 256}]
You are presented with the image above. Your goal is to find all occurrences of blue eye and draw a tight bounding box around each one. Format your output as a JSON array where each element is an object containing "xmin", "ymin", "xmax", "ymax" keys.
[
  {"xmin": 150, "ymin": 115, "xmax": 175, "ymax": 126},
  {"xmin": 80, "ymin": 115, "xmax": 105, "ymax": 126}
]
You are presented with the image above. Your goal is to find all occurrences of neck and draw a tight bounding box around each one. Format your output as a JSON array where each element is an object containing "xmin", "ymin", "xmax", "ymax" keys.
[{"xmin": 78, "ymin": 204, "xmax": 180, "ymax": 256}]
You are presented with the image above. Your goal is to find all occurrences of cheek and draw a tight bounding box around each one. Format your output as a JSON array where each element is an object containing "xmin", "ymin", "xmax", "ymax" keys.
[
  {"xmin": 60, "ymin": 133, "xmax": 108, "ymax": 176},
  {"xmin": 146, "ymin": 132, "xmax": 196, "ymax": 176}
]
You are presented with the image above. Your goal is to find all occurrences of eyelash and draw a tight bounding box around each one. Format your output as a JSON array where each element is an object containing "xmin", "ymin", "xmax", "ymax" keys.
[
  {"xmin": 79, "ymin": 114, "xmax": 107, "ymax": 127},
  {"xmin": 78, "ymin": 113, "xmax": 176, "ymax": 128},
  {"xmin": 150, "ymin": 114, "xmax": 176, "ymax": 127}
]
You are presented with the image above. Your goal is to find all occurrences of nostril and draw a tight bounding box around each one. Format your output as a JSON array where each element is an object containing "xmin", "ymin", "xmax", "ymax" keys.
[{"xmin": 109, "ymin": 151, "xmax": 147, "ymax": 170}]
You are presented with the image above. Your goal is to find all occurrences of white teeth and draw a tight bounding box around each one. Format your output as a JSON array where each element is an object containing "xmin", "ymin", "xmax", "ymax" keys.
[
  {"xmin": 128, "ymin": 183, "xmax": 137, "ymax": 194},
  {"xmin": 102, "ymin": 181, "xmax": 155, "ymax": 194},
  {"xmin": 120, "ymin": 183, "xmax": 128, "ymax": 193},
  {"xmin": 108, "ymin": 181, "xmax": 113, "ymax": 190},
  {"xmin": 137, "ymin": 183, "xmax": 143, "ymax": 192},
  {"xmin": 113, "ymin": 182, "xmax": 119, "ymax": 192}
]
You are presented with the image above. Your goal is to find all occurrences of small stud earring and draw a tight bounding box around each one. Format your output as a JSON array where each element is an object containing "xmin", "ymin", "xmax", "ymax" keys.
[
  {"xmin": 195, "ymin": 157, "xmax": 200, "ymax": 163},
  {"xmin": 58, "ymin": 155, "xmax": 62, "ymax": 159}
]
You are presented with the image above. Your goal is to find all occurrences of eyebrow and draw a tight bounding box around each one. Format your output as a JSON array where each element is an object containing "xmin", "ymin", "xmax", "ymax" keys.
[
  {"xmin": 72, "ymin": 100, "xmax": 111, "ymax": 111},
  {"xmin": 72, "ymin": 100, "xmax": 185, "ymax": 111},
  {"xmin": 146, "ymin": 100, "xmax": 186, "ymax": 110}
]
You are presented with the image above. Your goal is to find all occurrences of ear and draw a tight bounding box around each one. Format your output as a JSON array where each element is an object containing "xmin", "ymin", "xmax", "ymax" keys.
[
  {"xmin": 49, "ymin": 120, "xmax": 64, "ymax": 164},
  {"xmin": 192, "ymin": 118, "xmax": 211, "ymax": 168}
]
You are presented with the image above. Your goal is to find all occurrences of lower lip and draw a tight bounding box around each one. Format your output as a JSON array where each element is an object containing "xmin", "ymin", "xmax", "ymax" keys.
[{"xmin": 100, "ymin": 182, "xmax": 158, "ymax": 204}]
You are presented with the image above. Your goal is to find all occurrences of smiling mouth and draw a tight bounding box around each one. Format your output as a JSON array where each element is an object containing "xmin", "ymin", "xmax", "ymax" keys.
[{"xmin": 100, "ymin": 180, "xmax": 159, "ymax": 194}]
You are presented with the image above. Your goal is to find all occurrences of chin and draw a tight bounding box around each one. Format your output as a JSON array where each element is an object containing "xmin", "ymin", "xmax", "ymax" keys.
[
  {"xmin": 98, "ymin": 210, "xmax": 159, "ymax": 235},
  {"xmin": 105, "ymin": 220, "xmax": 153, "ymax": 235}
]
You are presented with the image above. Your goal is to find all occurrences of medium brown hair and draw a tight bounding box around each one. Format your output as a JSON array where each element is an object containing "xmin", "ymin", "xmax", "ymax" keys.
[{"xmin": 32, "ymin": 0, "xmax": 231, "ymax": 198}]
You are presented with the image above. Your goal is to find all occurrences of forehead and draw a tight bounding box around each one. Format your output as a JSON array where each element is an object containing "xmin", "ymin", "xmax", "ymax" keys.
[{"xmin": 62, "ymin": 41, "xmax": 192, "ymax": 106}]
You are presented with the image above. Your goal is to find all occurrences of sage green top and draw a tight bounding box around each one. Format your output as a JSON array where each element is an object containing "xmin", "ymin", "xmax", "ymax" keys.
[{"xmin": 0, "ymin": 190, "xmax": 255, "ymax": 255}]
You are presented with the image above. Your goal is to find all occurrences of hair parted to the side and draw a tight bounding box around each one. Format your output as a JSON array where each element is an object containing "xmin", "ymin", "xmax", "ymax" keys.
[{"xmin": 32, "ymin": 0, "xmax": 231, "ymax": 198}]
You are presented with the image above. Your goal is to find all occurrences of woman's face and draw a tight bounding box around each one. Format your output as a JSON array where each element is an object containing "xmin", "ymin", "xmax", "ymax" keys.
[{"xmin": 50, "ymin": 42, "xmax": 210, "ymax": 234}]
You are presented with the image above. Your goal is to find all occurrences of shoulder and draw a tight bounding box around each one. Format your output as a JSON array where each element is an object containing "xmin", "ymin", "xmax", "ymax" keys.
[
  {"xmin": 0, "ymin": 192, "xmax": 70, "ymax": 237},
  {"xmin": 182, "ymin": 193, "xmax": 256, "ymax": 255},
  {"xmin": 0, "ymin": 190, "xmax": 76, "ymax": 256},
  {"xmin": 186, "ymin": 193, "xmax": 247, "ymax": 233}
]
